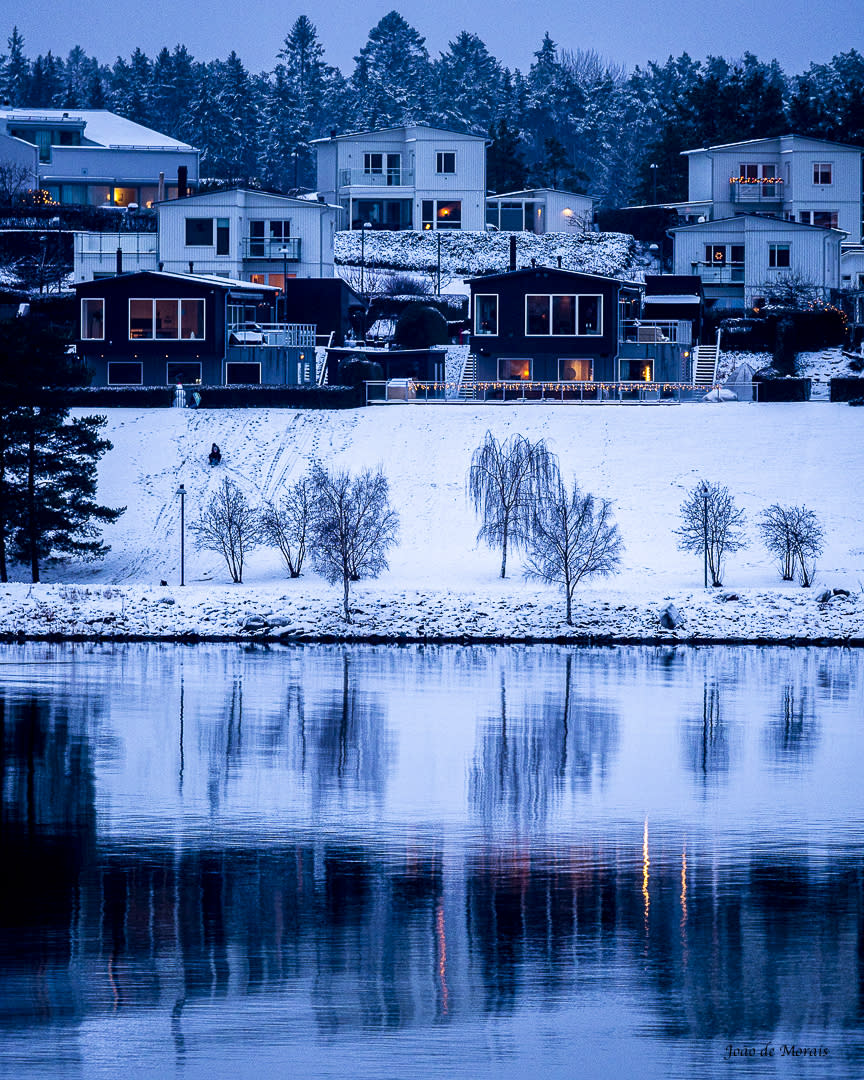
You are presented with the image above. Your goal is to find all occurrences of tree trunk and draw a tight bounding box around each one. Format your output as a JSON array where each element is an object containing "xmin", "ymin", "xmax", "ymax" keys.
[
  {"xmin": 500, "ymin": 517, "xmax": 508, "ymax": 578},
  {"xmin": 26, "ymin": 426, "xmax": 39, "ymax": 584},
  {"xmin": 565, "ymin": 590, "xmax": 572, "ymax": 626},
  {"xmin": 343, "ymin": 575, "xmax": 351, "ymax": 622}
]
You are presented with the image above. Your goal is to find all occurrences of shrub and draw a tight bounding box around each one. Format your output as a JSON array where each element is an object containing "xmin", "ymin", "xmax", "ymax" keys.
[{"xmin": 394, "ymin": 304, "xmax": 449, "ymax": 349}]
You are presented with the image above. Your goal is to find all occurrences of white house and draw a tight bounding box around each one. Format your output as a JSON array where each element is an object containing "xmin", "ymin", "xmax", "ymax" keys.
[
  {"xmin": 313, "ymin": 125, "xmax": 487, "ymax": 232},
  {"xmin": 670, "ymin": 214, "xmax": 845, "ymax": 310},
  {"xmin": 73, "ymin": 188, "xmax": 340, "ymax": 284},
  {"xmin": 0, "ymin": 108, "xmax": 199, "ymax": 207},
  {"xmin": 485, "ymin": 189, "xmax": 595, "ymax": 233}
]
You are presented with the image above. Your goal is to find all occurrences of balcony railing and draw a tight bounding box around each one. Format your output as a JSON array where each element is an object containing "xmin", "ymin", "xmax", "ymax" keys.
[
  {"xmin": 619, "ymin": 320, "xmax": 692, "ymax": 344},
  {"xmin": 695, "ymin": 263, "xmax": 745, "ymax": 284},
  {"xmin": 227, "ymin": 322, "xmax": 316, "ymax": 347},
  {"xmin": 338, "ymin": 168, "xmax": 415, "ymax": 188},
  {"xmin": 728, "ymin": 181, "xmax": 786, "ymax": 203},
  {"xmin": 241, "ymin": 237, "xmax": 301, "ymax": 261}
]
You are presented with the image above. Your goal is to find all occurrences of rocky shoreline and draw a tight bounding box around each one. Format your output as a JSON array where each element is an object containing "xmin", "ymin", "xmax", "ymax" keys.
[{"xmin": 1, "ymin": 583, "xmax": 861, "ymax": 647}]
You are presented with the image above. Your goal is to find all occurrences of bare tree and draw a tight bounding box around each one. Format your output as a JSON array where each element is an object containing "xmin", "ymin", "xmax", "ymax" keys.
[
  {"xmin": 524, "ymin": 479, "xmax": 624, "ymax": 624},
  {"xmin": 190, "ymin": 478, "xmax": 261, "ymax": 583},
  {"xmin": 0, "ymin": 163, "xmax": 33, "ymax": 207},
  {"xmin": 259, "ymin": 474, "xmax": 313, "ymax": 578},
  {"xmin": 309, "ymin": 464, "xmax": 399, "ymax": 621},
  {"xmin": 468, "ymin": 432, "xmax": 559, "ymax": 578},
  {"xmin": 759, "ymin": 504, "xmax": 824, "ymax": 588},
  {"xmin": 676, "ymin": 482, "xmax": 747, "ymax": 587}
]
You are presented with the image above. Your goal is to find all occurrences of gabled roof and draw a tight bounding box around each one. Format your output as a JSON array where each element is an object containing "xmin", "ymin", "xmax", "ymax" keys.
[
  {"xmin": 487, "ymin": 188, "xmax": 596, "ymax": 201},
  {"xmin": 311, "ymin": 124, "xmax": 487, "ymax": 144},
  {"xmin": 74, "ymin": 270, "xmax": 279, "ymax": 293},
  {"xmin": 683, "ymin": 133, "xmax": 864, "ymax": 155},
  {"xmin": 0, "ymin": 108, "xmax": 197, "ymax": 151},
  {"xmin": 668, "ymin": 213, "xmax": 847, "ymax": 237},
  {"xmin": 466, "ymin": 266, "xmax": 640, "ymax": 288},
  {"xmin": 155, "ymin": 187, "xmax": 339, "ymax": 210}
]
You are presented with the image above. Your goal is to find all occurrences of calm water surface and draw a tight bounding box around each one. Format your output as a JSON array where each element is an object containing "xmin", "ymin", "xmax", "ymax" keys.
[{"xmin": 0, "ymin": 643, "xmax": 862, "ymax": 1079}]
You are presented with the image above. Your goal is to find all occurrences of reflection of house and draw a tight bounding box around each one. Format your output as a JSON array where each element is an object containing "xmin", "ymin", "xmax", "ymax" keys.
[
  {"xmin": 485, "ymin": 189, "xmax": 594, "ymax": 233},
  {"xmin": 313, "ymin": 125, "xmax": 487, "ymax": 231},
  {"xmin": 75, "ymin": 270, "xmax": 316, "ymax": 387},
  {"xmin": 0, "ymin": 108, "xmax": 199, "ymax": 207},
  {"xmin": 670, "ymin": 215, "xmax": 844, "ymax": 310},
  {"xmin": 467, "ymin": 267, "xmax": 687, "ymax": 383}
]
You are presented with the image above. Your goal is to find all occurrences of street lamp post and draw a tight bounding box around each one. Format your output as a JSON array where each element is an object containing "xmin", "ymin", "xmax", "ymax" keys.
[
  {"xmin": 176, "ymin": 484, "xmax": 186, "ymax": 586},
  {"xmin": 700, "ymin": 481, "xmax": 709, "ymax": 588},
  {"xmin": 360, "ymin": 221, "xmax": 372, "ymax": 295},
  {"xmin": 437, "ymin": 231, "xmax": 442, "ymax": 294},
  {"xmin": 650, "ymin": 163, "xmax": 658, "ymax": 204}
]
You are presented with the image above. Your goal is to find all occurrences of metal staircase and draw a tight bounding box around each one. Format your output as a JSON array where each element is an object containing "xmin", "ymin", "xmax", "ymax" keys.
[
  {"xmin": 458, "ymin": 353, "xmax": 477, "ymax": 400},
  {"xmin": 692, "ymin": 331, "xmax": 722, "ymax": 387}
]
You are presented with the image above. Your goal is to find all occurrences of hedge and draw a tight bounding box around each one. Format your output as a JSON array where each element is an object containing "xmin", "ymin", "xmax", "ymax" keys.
[
  {"xmin": 829, "ymin": 378, "xmax": 864, "ymax": 403},
  {"xmin": 17, "ymin": 384, "xmax": 362, "ymax": 409},
  {"xmin": 753, "ymin": 377, "xmax": 811, "ymax": 402}
]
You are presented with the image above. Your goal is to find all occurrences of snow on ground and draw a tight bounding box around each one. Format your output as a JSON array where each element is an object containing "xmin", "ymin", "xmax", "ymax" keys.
[
  {"xmin": 4, "ymin": 403, "xmax": 863, "ymax": 642},
  {"xmin": 797, "ymin": 346, "xmax": 859, "ymax": 400},
  {"xmin": 335, "ymin": 230, "xmax": 638, "ymax": 278}
]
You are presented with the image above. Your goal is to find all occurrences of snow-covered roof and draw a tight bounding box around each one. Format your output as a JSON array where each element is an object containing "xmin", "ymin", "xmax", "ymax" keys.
[
  {"xmin": 0, "ymin": 109, "xmax": 197, "ymax": 151},
  {"xmin": 312, "ymin": 124, "xmax": 486, "ymax": 144},
  {"xmin": 465, "ymin": 266, "xmax": 641, "ymax": 287},
  {"xmin": 156, "ymin": 187, "xmax": 339, "ymax": 210},
  {"xmin": 487, "ymin": 188, "xmax": 596, "ymax": 202},
  {"xmin": 683, "ymin": 133, "xmax": 864, "ymax": 155},
  {"xmin": 669, "ymin": 213, "xmax": 847, "ymax": 236},
  {"xmin": 643, "ymin": 294, "xmax": 700, "ymax": 305},
  {"xmin": 75, "ymin": 270, "xmax": 279, "ymax": 293}
]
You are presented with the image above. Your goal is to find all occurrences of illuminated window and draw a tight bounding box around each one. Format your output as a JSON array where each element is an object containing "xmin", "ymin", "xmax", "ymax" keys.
[
  {"xmin": 129, "ymin": 298, "xmax": 205, "ymax": 339},
  {"xmin": 474, "ymin": 294, "xmax": 498, "ymax": 335},
  {"xmin": 155, "ymin": 299, "xmax": 179, "ymax": 339},
  {"xmin": 81, "ymin": 298, "xmax": 104, "ymax": 340},
  {"xmin": 559, "ymin": 358, "xmax": 592, "ymax": 381},
  {"xmin": 113, "ymin": 186, "xmax": 137, "ymax": 207},
  {"xmin": 181, "ymin": 300, "xmax": 204, "ymax": 339},
  {"xmin": 526, "ymin": 295, "xmax": 602, "ymax": 336},
  {"xmin": 813, "ymin": 162, "xmax": 832, "ymax": 185},
  {"xmin": 421, "ymin": 200, "xmax": 462, "ymax": 230},
  {"xmin": 129, "ymin": 299, "xmax": 154, "ymax": 339},
  {"xmin": 498, "ymin": 358, "xmax": 532, "ymax": 380},
  {"xmin": 436, "ymin": 151, "xmax": 456, "ymax": 174}
]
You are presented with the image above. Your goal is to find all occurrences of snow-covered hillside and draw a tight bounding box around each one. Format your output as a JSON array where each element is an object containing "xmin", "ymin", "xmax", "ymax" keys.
[
  {"xmin": 1, "ymin": 401, "xmax": 861, "ymax": 640},
  {"xmin": 335, "ymin": 229, "xmax": 638, "ymax": 278}
]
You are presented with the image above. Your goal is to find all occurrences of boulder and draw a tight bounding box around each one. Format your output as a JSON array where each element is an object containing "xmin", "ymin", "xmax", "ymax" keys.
[
  {"xmin": 832, "ymin": 588, "xmax": 851, "ymax": 598},
  {"xmin": 816, "ymin": 590, "xmax": 833, "ymax": 604},
  {"xmin": 718, "ymin": 592, "xmax": 739, "ymax": 602},
  {"xmin": 659, "ymin": 603, "xmax": 684, "ymax": 629}
]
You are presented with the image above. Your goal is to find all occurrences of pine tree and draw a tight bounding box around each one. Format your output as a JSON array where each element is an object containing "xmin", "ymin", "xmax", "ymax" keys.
[
  {"xmin": 433, "ymin": 32, "xmax": 504, "ymax": 135},
  {"xmin": 111, "ymin": 48, "xmax": 152, "ymax": 124},
  {"xmin": 10, "ymin": 408, "xmax": 123, "ymax": 583},
  {"xmin": 60, "ymin": 46, "xmax": 100, "ymax": 109},
  {"xmin": 350, "ymin": 12, "xmax": 433, "ymax": 128},
  {"xmin": 211, "ymin": 52, "xmax": 259, "ymax": 183},
  {"xmin": 1, "ymin": 27, "xmax": 30, "ymax": 106},
  {"xmin": 27, "ymin": 52, "xmax": 64, "ymax": 107},
  {"xmin": 486, "ymin": 117, "xmax": 528, "ymax": 193}
]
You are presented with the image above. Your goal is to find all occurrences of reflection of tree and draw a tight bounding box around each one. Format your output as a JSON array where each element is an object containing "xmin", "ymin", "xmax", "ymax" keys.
[
  {"xmin": 469, "ymin": 655, "xmax": 620, "ymax": 830},
  {"xmin": 682, "ymin": 681, "xmax": 730, "ymax": 788},
  {"xmin": 763, "ymin": 685, "xmax": 819, "ymax": 768}
]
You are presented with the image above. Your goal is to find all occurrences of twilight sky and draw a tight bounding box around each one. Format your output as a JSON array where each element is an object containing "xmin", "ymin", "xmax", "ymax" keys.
[{"xmin": 6, "ymin": 0, "xmax": 860, "ymax": 75}]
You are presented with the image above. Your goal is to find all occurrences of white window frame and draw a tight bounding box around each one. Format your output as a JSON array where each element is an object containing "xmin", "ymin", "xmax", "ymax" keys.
[
  {"xmin": 184, "ymin": 217, "xmax": 214, "ymax": 247},
  {"xmin": 363, "ymin": 152, "xmax": 383, "ymax": 175},
  {"xmin": 81, "ymin": 297, "xmax": 104, "ymax": 340},
  {"xmin": 225, "ymin": 361, "xmax": 262, "ymax": 385},
  {"xmin": 558, "ymin": 357, "xmax": 593, "ymax": 381},
  {"xmin": 524, "ymin": 294, "xmax": 603, "ymax": 337},
  {"xmin": 166, "ymin": 361, "xmax": 202, "ymax": 385},
  {"xmin": 474, "ymin": 294, "xmax": 498, "ymax": 336},
  {"xmin": 107, "ymin": 361, "xmax": 143, "ymax": 385},
  {"xmin": 768, "ymin": 243, "xmax": 791, "ymax": 269},
  {"xmin": 128, "ymin": 298, "xmax": 206, "ymax": 341},
  {"xmin": 497, "ymin": 357, "xmax": 533, "ymax": 380},
  {"xmin": 813, "ymin": 162, "xmax": 833, "ymax": 186},
  {"xmin": 436, "ymin": 151, "xmax": 456, "ymax": 174}
]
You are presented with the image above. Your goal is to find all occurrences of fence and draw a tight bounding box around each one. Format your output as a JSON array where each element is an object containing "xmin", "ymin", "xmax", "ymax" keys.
[{"xmin": 365, "ymin": 380, "xmax": 722, "ymax": 404}]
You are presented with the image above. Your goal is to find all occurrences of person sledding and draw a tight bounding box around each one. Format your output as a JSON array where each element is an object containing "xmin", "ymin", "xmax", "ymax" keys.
[{"xmin": 208, "ymin": 443, "xmax": 222, "ymax": 466}]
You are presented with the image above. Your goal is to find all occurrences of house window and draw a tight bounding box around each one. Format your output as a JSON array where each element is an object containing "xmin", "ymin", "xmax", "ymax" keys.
[
  {"xmin": 270, "ymin": 220, "xmax": 290, "ymax": 241},
  {"xmin": 107, "ymin": 362, "xmax": 143, "ymax": 385},
  {"xmin": 167, "ymin": 362, "xmax": 202, "ymax": 385},
  {"xmin": 768, "ymin": 243, "xmax": 791, "ymax": 268},
  {"xmin": 364, "ymin": 153, "xmax": 383, "ymax": 175},
  {"xmin": 813, "ymin": 211, "xmax": 838, "ymax": 229},
  {"xmin": 498, "ymin": 358, "xmax": 532, "ymax": 380},
  {"xmin": 181, "ymin": 300, "xmax": 205, "ymax": 339},
  {"xmin": 525, "ymin": 295, "xmax": 603, "ymax": 336},
  {"xmin": 185, "ymin": 218, "xmax": 213, "ymax": 246},
  {"xmin": 113, "ymin": 187, "xmax": 137, "ymax": 207},
  {"xmin": 559, "ymin": 358, "xmax": 592, "ymax": 381},
  {"xmin": 474, "ymin": 294, "xmax": 498, "ymax": 335},
  {"xmin": 436, "ymin": 151, "xmax": 456, "ymax": 174},
  {"xmin": 421, "ymin": 200, "xmax": 462, "ymax": 230},
  {"xmin": 386, "ymin": 154, "xmax": 401, "ymax": 185},
  {"xmin": 707, "ymin": 245, "xmax": 727, "ymax": 266},
  {"xmin": 226, "ymin": 362, "xmax": 261, "ymax": 384},
  {"xmin": 81, "ymin": 298, "xmax": 104, "ymax": 340},
  {"xmin": 813, "ymin": 162, "xmax": 832, "ymax": 185},
  {"xmin": 129, "ymin": 298, "xmax": 205, "ymax": 339},
  {"xmin": 216, "ymin": 218, "xmax": 230, "ymax": 256}
]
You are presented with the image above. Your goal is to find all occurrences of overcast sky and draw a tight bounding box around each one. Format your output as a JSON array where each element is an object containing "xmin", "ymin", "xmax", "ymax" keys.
[{"xmin": 7, "ymin": 0, "xmax": 860, "ymax": 75}]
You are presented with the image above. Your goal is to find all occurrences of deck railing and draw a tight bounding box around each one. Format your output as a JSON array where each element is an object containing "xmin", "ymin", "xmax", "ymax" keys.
[{"xmin": 365, "ymin": 380, "xmax": 725, "ymax": 404}]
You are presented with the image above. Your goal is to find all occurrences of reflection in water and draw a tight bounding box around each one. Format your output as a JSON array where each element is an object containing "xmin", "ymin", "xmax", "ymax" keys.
[{"xmin": 0, "ymin": 644, "xmax": 862, "ymax": 1079}]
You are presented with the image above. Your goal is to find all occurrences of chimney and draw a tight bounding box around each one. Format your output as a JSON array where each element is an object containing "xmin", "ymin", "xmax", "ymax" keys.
[
  {"xmin": 116, "ymin": 247, "xmax": 123, "ymax": 274},
  {"xmin": 189, "ymin": 261, "xmax": 194, "ymax": 274},
  {"xmin": 557, "ymin": 255, "xmax": 562, "ymax": 268},
  {"xmin": 509, "ymin": 234, "xmax": 516, "ymax": 272},
  {"xmin": 177, "ymin": 165, "xmax": 188, "ymax": 199},
  {"xmin": 157, "ymin": 171, "xmax": 165, "ymax": 202},
  {"xmin": 330, "ymin": 128, "xmax": 336, "ymax": 139}
]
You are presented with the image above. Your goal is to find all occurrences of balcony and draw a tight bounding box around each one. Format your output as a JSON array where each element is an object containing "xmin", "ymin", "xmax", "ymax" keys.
[
  {"xmin": 227, "ymin": 321, "xmax": 316, "ymax": 347},
  {"xmin": 241, "ymin": 237, "xmax": 301, "ymax": 261},
  {"xmin": 728, "ymin": 180, "xmax": 786, "ymax": 204},
  {"xmin": 338, "ymin": 168, "xmax": 415, "ymax": 188},
  {"xmin": 695, "ymin": 263, "xmax": 745, "ymax": 284},
  {"xmin": 619, "ymin": 320, "xmax": 692, "ymax": 344}
]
